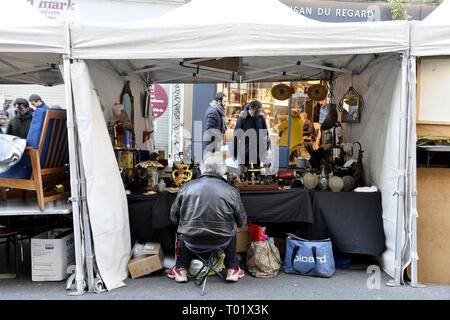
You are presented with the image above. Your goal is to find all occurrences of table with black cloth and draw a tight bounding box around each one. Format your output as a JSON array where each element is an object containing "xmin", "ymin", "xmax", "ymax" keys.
[
  {"xmin": 304, "ymin": 191, "xmax": 386, "ymax": 257},
  {"xmin": 126, "ymin": 189, "xmax": 385, "ymax": 257},
  {"xmin": 126, "ymin": 192, "xmax": 178, "ymax": 254}
]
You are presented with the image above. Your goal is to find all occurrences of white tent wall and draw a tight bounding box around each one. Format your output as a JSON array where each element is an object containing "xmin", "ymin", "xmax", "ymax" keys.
[
  {"xmin": 84, "ymin": 61, "xmax": 154, "ymax": 151},
  {"xmin": 333, "ymin": 54, "xmax": 406, "ymax": 277},
  {"xmin": 0, "ymin": 84, "xmax": 66, "ymax": 107},
  {"xmin": 69, "ymin": 60, "xmax": 131, "ymax": 291}
]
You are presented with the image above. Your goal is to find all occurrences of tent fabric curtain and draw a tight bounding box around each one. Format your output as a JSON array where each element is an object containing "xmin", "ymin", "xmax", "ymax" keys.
[
  {"xmin": 69, "ymin": 60, "xmax": 131, "ymax": 291},
  {"xmin": 333, "ymin": 54, "xmax": 405, "ymax": 277}
]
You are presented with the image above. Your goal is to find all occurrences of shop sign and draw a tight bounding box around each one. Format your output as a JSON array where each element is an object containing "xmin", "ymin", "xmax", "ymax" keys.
[
  {"xmin": 151, "ymin": 84, "xmax": 168, "ymax": 119},
  {"xmin": 27, "ymin": 0, "xmax": 79, "ymax": 20},
  {"xmin": 280, "ymin": 0, "xmax": 437, "ymax": 22}
]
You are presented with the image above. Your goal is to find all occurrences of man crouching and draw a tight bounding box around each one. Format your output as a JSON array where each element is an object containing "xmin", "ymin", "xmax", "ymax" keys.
[{"xmin": 169, "ymin": 152, "xmax": 247, "ymax": 283}]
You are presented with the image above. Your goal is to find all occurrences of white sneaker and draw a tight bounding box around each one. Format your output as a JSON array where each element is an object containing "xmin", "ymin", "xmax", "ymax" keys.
[
  {"xmin": 226, "ymin": 267, "xmax": 244, "ymax": 282},
  {"xmin": 168, "ymin": 266, "xmax": 188, "ymax": 282}
]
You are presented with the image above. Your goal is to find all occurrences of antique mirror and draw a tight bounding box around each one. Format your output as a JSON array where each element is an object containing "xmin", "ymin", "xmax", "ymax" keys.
[{"xmin": 339, "ymin": 86, "xmax": 364, "ymax": 123}]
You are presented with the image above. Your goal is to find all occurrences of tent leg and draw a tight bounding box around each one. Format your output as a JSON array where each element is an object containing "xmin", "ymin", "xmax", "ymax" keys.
[
  {"xmin": 388, "ymin": 53, "xmax": 409, "ymax": 287},
  {"xmin": 78, "ymin": 156, "xmax": 96, "ymax": 292},
  {"xmin": 407, "ymin": 56, "xmax": 426, "ymax": 289},
  {"xmin": 63, "ymin": 57, "xmax": 86, "ymax": 296}
]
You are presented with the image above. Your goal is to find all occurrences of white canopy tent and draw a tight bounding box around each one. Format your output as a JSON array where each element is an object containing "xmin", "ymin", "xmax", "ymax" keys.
[
  {"xmin": 411, "ymin": 0, "xmax": 450, "ymax": 57},
  {"xmin": 0, "ymin": 0, "xmax": 91, "ymax": 295},
  {"xmin": 64, "ymin": 0, "xmax": 418, "ymax": 293},
  {"xmin": 0, "ymin": 0, "xmax": 67, "ymax": 85}
]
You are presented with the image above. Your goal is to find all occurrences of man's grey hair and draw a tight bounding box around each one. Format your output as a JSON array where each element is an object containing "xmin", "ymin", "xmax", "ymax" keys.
[{"xmin": 200, "ymin": 152, "xmax": 227, "ymax": 176}]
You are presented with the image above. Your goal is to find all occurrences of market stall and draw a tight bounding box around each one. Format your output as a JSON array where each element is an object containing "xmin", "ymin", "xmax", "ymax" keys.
[
  {"xmin": 0, "ymin": 0, "xmax": 89, "ymax": 289},
  {"xmin": 66, "ymin": 0, "xmax": 415, "ymax": 292}
]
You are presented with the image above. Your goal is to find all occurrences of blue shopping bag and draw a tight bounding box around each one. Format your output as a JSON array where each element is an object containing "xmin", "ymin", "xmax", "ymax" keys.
[{"xmin": 284, "ymin": 233, "xmax": 335, "ymax": 278}]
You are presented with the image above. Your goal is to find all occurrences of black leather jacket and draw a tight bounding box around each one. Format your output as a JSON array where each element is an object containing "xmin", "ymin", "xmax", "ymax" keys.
[
  {"xmin": 7, "ymin": 110, "xmax": 33, "ymax": 139},
  {"xmin": 170, "ymin": 173, "xmax": 247, "ymax": 246}
]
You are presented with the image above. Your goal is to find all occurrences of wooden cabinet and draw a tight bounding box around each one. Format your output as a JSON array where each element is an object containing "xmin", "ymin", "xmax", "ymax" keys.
[{"xmin": 408, "ymin": 168, "xmax": 450, "ymax": 285}]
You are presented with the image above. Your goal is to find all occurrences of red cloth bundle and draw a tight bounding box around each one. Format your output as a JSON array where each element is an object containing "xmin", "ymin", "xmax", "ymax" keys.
[{"xmin": 248, "ymin": 222, "xmax": 267, "ymax": 242}]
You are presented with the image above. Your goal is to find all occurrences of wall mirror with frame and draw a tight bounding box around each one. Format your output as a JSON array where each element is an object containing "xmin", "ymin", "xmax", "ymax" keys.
[{"xmin": 339, "ymin": 86, "xmax": 364, "ymax": 123}]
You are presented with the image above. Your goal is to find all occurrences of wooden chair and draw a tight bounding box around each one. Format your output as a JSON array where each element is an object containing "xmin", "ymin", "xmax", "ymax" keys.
[{"xmin": 0, "ymin": 110, "xmax": 70, "ymax": 211}]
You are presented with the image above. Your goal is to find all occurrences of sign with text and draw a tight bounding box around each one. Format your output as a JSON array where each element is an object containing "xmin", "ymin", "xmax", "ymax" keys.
[
  {"xmin": 151, "ymin": 84, "xmax": 168, "ymax": 119},
  {"xmin": 27, "ymin": 0, "xmax": 79, "ymax": 20},
  {"xmin": 280, "ymin": 0, "xmax": 437, "ymax": 22}
]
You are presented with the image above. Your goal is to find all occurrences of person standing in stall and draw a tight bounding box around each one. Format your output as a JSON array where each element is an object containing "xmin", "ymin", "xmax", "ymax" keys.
[
  {"xmin": 301, "ymin": 112, "xmax": 315, "ymax": 145},
  {"xmin": 6, "ymin": 98, "xmax": 33, "ymax": 138},
  {"xmin": 233, "ymin": 100, "xmax": 270, "ymax": 166}
]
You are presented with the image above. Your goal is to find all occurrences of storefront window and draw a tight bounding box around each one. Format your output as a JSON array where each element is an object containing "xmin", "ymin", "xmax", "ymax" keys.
[{"xmin": 218, "ymin": 81, "xmax": 326, "ymax": 164}]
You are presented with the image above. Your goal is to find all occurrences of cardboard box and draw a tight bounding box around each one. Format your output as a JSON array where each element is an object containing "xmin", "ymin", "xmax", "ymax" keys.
[
  {"xmin": 128, "ymin": 242, "xmax": 164, "ymax": 279},
  {"xmin": 31, "ymin": 228, "xmax": 74, "ymax": 282},
  {"xmin": 236, "ymin": 224, "xmax": 249, "ymax": 253}
]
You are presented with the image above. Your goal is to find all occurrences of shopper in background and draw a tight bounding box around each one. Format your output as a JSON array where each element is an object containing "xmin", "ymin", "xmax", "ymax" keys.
[
  {"xmin": 301, "ymin": 112, "xmax": 316, "ymax": 145},
  {"xmin": 28, "ymin": 94, "xmax": 49, "ymax": 110},
  {"xmin": 169, "ymin": 152, "xmax": 247, "ymax": 283},
  {"xmin": 313, "ymin": 102, "xmax": 321, "ymax": 123},
  {"xmin": 0, "ymin": 110, "xmax": 8, "ymax": 134},
  {"xmin": 233, "ymin": 100, "xmax": 270, "ymax": 166},
  {"xmin": 7, "ymin": 98, "xmax": 33, "ymax": 138},
  {"xmin": 202, "ymin": 92, "xmax": 228, "ymax": 154}
]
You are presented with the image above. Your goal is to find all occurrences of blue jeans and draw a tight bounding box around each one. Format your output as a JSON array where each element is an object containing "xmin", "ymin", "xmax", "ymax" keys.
[{"xmin": 176, "ymin": 235, "xmax": 239, "ymax": 270}]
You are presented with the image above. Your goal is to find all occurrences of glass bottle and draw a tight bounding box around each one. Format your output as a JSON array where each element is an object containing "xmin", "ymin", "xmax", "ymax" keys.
[{"xmin": 319, "ymin": 164, "xmax": 329, "ymax": 191}]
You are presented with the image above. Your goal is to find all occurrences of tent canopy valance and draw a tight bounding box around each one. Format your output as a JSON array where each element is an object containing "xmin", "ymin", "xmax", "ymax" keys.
[
  {"xmin": 0, "ymin": 0, "xmax": 68, "ymax": 86},
  {"xmin": 411, "ymin": 0, "xmax": 450, "ymax": 56},
  {"xmin": 69, "ymin": 0, "xmax": 410, "ymax": 62}
]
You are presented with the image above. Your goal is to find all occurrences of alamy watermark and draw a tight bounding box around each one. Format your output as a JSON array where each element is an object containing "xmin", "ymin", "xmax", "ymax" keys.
[{"xmin": 366, "ymin": 265, "xmax": 381, "ymax": 290}]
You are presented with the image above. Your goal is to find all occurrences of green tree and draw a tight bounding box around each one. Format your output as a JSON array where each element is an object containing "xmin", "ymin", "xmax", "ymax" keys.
[
  {"xmin": 387, "ymin": 0, "xmax": 412, "ymax": 20},
  {"xmin": 386, "ymin": 0, "xmax": 443, "ymax": 20}
]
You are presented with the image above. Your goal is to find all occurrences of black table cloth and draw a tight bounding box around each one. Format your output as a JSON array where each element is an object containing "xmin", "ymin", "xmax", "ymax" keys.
[
  {"xmin": 126, "ymin": 189, "xmax": 385, "ymax": 257},
  {"xmin": 239, "ymin": 189, "xmax": 313, "ymax": 224},
  {"xmin": 305, "ymin": 191, "xmax": 386, "ymax": 256},
  {"xmin": 127, "ymin": 192, "xmax": 177, "ymax": 253}
]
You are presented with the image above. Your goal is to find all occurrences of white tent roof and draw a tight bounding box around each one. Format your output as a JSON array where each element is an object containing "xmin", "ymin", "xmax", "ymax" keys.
[
  {"xmin": 69, "ymin": 0, "xmax": 409, "ymax": 84},
  {"xmin": 411, "ymin": 0, "xmax": 450, "ymax": 56},
  {"xmin": 422, "ymin": 0, "xmax": 450, "ymax": 22},
  {"xmin": 0, "ymin": 0, "xmax": 68, "ymax": 54},
  {"xmin": 70, "ymin": 0, "xmax": 409, "ymax": 61},
  {"xmin": 0, "ymin": 0, "xmax": 68, "ymax": 85}
]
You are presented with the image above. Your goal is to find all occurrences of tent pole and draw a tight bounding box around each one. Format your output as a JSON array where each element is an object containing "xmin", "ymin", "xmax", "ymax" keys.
[
  {"xmin": 63, "ymin": 57, "xmax": 86, "ymax": 295},
  {"xmin": 78, "ymin": 153, "xmax": 96, "ymax": 292},
  {"xmin": 408, "ymin": 56, "xmax": 425, "ymax": 288},
  {"xmin": 388, "ymin": 52, "xmax": 409, "ymax": 287}
]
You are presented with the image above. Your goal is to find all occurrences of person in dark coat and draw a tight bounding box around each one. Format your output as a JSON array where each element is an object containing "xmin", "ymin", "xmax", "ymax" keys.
[
  {"xmin": 202, "ymin": 92, "xmax": 227, "ymax": 154},
  {"xmin": 7, "ymin": 98, "xmax": 33, "ymax": 139},
  {"xmin": 233, "ymin": 100, "xmax": 270, "ymax": 166}
]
